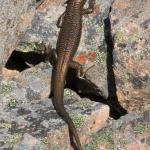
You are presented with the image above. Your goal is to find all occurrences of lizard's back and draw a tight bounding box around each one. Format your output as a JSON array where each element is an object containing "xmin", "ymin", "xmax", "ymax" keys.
[
  {"xmin": 56, "ymin": 1, "xmax": 83, "ymax": 59},
  {"xmin": 53, "ymin": 1, "xmax": 86, "ymax": 150}
]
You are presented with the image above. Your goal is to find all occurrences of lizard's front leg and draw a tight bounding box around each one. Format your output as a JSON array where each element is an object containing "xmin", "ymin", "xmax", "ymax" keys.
[
  {"xmin": 69, "ymin": 61, "xmax": 84, "ymax": 78},
  {"xmin": 69, "ymin": 60, "xmax": 95, "ymax": 78},
  {"xmin": 82, "ymin": 0, "xmax": 96, "ymax": 14},
  {"xmin": 42, "ymin": 44, "xmax": 57, "ymax": 66}
]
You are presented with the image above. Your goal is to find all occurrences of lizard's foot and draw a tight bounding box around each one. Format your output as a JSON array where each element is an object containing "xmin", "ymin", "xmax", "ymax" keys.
[
  {"xmin": 34, "ymin": 42, "xmax": 57, "ymax": 66},
  {"xmin": 69, "ymin": 61, "xmax": 84, "ymax": 78},
  {"xmin": 69, "ymin": 61, "xmax": 95, "ymax": 78},
  {"xmin": 80, "ymin": 64, "xmax": 95, "ymax": 77}
]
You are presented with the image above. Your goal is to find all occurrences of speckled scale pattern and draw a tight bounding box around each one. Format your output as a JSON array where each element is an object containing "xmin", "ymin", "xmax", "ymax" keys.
[
  {"xmin": 53, "ymin": 1, "xmax": 87, "ymax": 150},
  {"xmin": 56, "ymin": 1, "xmax": 83, "ymax": 59}
]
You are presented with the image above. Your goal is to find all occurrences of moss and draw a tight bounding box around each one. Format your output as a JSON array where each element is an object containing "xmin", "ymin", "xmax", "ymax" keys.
[
  {"xmin": 95, "ymin": 51, "xmax": 106, "ymax": 64},
  {"xmin": 0, "ymin": 122, "xmax": 12, "ymax": 129},
  {"xmin": 90, "ymin": 38, "xmax": 98, "ymax": 46},
  {"xmin": 117, "ymin": 138, "xmax": 126, "ymax": 147},
  {"xmin": 128, "ymin": 34, "xmax": 139, "ymax": 43},
  {"xmin": 0, "ymin": 84, "xmax": 12, "ymax": 96},
  {"xmin": 75, "ymin": 100, "xmax": 93, "ymax": 110},
  {"xmin": 49, "ymin": 144, "xmax": 58, "ymax": 150},
  {"xmin": 64, "ymin": 89, "xmax": 74, "ymax": 98},
  {"xmin": 122, "ymin": 69, "xmax": 130, "ymax": 80},
  {"xmin": 132, "ymin": 49, "xmax": 147, "ymax": 64},
  {"xmin": 18, "ymin": 42, "xmax": 40, "ymax": 52},
  {"xmin": 5, "ymin": 133, "xmax": 22, "ymax": 147},
  {"xmin": 84, "ymin": 129, "xmax": 113, "ymax": 150},
  {"xmin": 92, "ymin": 129, "xmax": 113, "ymax": 142},
  {"xmin": 70, "ymin": 113, "xmax": 87, "ymax": 129},
  {"xmin": 95, "ymin": 25, "xmax": 103, "ymax": 33},
  {"xmin": 133, "ymin": 124, "xmax": 150, "ymax": 134},
  {"xmin": 40, "ymin": 137, "xmax": 49, "ymax": 145},
  {"xmin": 8, "ymin": 99, "xmax": 18, "ymax": 108},
  {"xmin": 114, "ymin": 30, "xmax": 125, "ymax": 43}
]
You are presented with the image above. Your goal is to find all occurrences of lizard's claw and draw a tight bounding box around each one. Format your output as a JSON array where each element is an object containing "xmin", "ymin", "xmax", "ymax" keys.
[{"xmin": 80, "ymin": 64, "xmax": 95, "ymax": 78}]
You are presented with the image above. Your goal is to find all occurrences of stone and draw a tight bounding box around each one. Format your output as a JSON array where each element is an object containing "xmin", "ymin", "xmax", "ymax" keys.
[
  {"xmin": 110, "ymin": 0, "xmax": 150, "ymax": 112},
  {"xmin": 0, "ymin": 0, "xmax": 37, "ymax": 66},
  {"xmin": 0, "ymin": 62, "xmax": 110, "ymax": 149},
  {"xmin": 14, "ymin": 133, "xmax": 44, "ymax": 150},
  {"xmin": 47, "ymin": 103, "xmax": 109, "ymax": 149}
]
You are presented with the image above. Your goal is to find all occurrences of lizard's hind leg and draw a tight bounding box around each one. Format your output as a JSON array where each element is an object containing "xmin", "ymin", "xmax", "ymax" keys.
[
  {"xmin": 69, "ymin": 61, "xmax": 84, "ymax": 78},
  {"xmin": 69, "ymin": 61, "xmax": 95, "ymax": 78}
]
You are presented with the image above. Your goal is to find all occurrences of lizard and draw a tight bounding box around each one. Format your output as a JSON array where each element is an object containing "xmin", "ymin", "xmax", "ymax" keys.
[{"xmin": 47, "ymin": 0, "xmax": 95, "ymax": 149}]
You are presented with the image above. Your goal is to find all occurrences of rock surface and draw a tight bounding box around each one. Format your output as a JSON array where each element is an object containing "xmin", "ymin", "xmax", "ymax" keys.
[
  {"xmin": 0, "ymin": 65, "xmax": 109, "ymax": 150},
  {"xmin": 0, "ymin": 0, "xmax": 150, "ymax": 149},
  {"xmin": 84, "ymin": 110, "xmax": 150, "ymax": 150},
  {"xmin": 0, "ymin": 0, "xmax": 36, "ymax": 66},
  {"xmin": 110, "ymin": 0, "xmax": 150, "ymax": 112},
  {"xmin": 17, "ymin": 0, "xmax": 114, "ymax": 98}
]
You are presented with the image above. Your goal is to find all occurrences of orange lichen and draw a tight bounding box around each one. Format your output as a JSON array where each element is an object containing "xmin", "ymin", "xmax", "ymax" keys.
[
  {"xmin": 74, "ymin": 54, "xmax": 87, "ymax": 64},
  {"xmin": 87, "ymin": 51, "xmax": 97, "ymax": 61}
]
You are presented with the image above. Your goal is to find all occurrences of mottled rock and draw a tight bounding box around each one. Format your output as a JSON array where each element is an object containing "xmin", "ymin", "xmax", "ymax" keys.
[
  {"xmin": 110, "ymin": 0, "xmax": 150, "ymax": 112},
  {"xmin": 47, "ymin": 103, "xmax": 109, "ymax": 149},
  {"xmin": 84, "ymin": 110, "xmax": 150, "ymax": 150},
  {"xmin": 0, "ymin": 0, "xmax": 37, "ymax": 66},
  {"xmin": 1, "ymin": 0, "xmax": 150, "ymax": 149},
  {"xmin": 14, "ymin": 133, "xmax": 44, "ymax": 150},
  {"xmin": 0, "ymin": 63, "xmax": 110, "ymax": 149},
  {"xmin": 18, "ymin": 0, "xmax": 114, "ymax": 99}
]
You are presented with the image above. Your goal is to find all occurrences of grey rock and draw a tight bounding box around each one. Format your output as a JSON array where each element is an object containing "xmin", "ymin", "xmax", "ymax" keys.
[
  {"xmin": 13, "ymin": 133, "xmax": 45, "ymax": 150},
  {"xmin": 110, "ymin": 0, "xmax": 150, "ymax": 112},
  {"xmin": 0, "ymin": 0, "xmax": 37, "ymax": 66}
]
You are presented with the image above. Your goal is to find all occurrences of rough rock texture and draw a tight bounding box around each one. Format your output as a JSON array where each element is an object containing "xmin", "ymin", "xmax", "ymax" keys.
[
  {"xmin": 0, "ymin": 0, "xmax": 36, "ymax": 66},
  {"xmin": 110, "ymin": 0, "xmax": 150, "ymax": 112},
  {"xmin": 18, "ymin": 0, "xmax": 114, "ymax": 98},
  {"xmin": 84, "ymin": 110, "xmax": 150, "ymax": 150},
  {"xmin": 1, "ymin": 0, "xmax": 150, "ymax": 149},
  {"xmin": 0, "ymin": 65, "xmax": 109, "ymax": 150}
]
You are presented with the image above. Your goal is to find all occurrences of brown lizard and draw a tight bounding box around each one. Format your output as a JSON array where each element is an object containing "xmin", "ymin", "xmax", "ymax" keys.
[{"xmin": 47, "ymin": 0, "xmax": 95, "ymax": 149}]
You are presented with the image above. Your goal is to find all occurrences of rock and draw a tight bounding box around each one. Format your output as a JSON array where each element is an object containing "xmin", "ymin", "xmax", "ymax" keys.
[
  {"xmin": 14, "ymin": 133, "xmax": 44, "ymax": 150},
  {"xmin": 85, "ymin": 64, "xmax": 108, "ymax": 99},
  {"xmin": 110, "ymin": 0, "xmax": 150, "ymax": 112},
  {"xmin": 0, "ymin": 62, "xmax": 110, "ymax": 149},
  {"xmin": 1, "ymin": 0, "xmax": 149, "ymax": 149},
  {"xmin": 0, "ymin": 0, "xmax": 37, "ymax": 66},
  {"xmin": 47, "ymin": 101, "xmax": 109, "ymax": 149},
  {"xmin": 85, "ymin": 110, "xmax": 150, "ymax": 150},
  {"xmin": 17, "ymin": 0, "xmax": 114, "ymax": 99}
]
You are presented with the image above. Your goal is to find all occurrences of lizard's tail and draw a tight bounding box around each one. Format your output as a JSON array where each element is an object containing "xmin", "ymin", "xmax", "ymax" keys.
[
  {"xmin": 53, "ymin": 102, "xmax": 82, "ymax": 150},
  {"xmin": 53, "ymin": 60, "xmax": 82, "ymax": 150}
]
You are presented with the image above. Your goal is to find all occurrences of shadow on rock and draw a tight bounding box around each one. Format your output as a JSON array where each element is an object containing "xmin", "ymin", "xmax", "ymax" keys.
[
  {"xmin": 4, "ymin": 8, "xmax": 127, "ymax": 120},
  {"xmin": 103, "ymin": 9, "xmax": 127, "ymax": 118},
  {"xmin": 5, "ymin": 50, "xmax": 46, "ymax": 72},
  {"xmin": 4, "ymin": 48, "xmax": 127, "ymax": 119},
  {"xmin": 64, "ymin": 68, "xmax": 127, "ymax": 119}
]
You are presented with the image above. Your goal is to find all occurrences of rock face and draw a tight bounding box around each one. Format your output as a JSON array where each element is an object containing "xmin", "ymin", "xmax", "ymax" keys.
[
  {"xmin": 85, "ymin": 110, "xmax": 150, "ymax": 150},
  {"xmin": 17, "ymin": 0, "xmax": 114, "ymax": 99},
  {"xmin": 0, "ymin": 65, "xmax": 109, "ymax": 150},
  {"xmin": 0, "ymin": 0, "xmax": 36, "ymax": 66},
  {"xmin": 110, "ymin": 0, "xmax": 150, "ymax": 112},
  {"xmin": 0, "ymin": 0, "xmax": 150, "ymax": 149}
]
